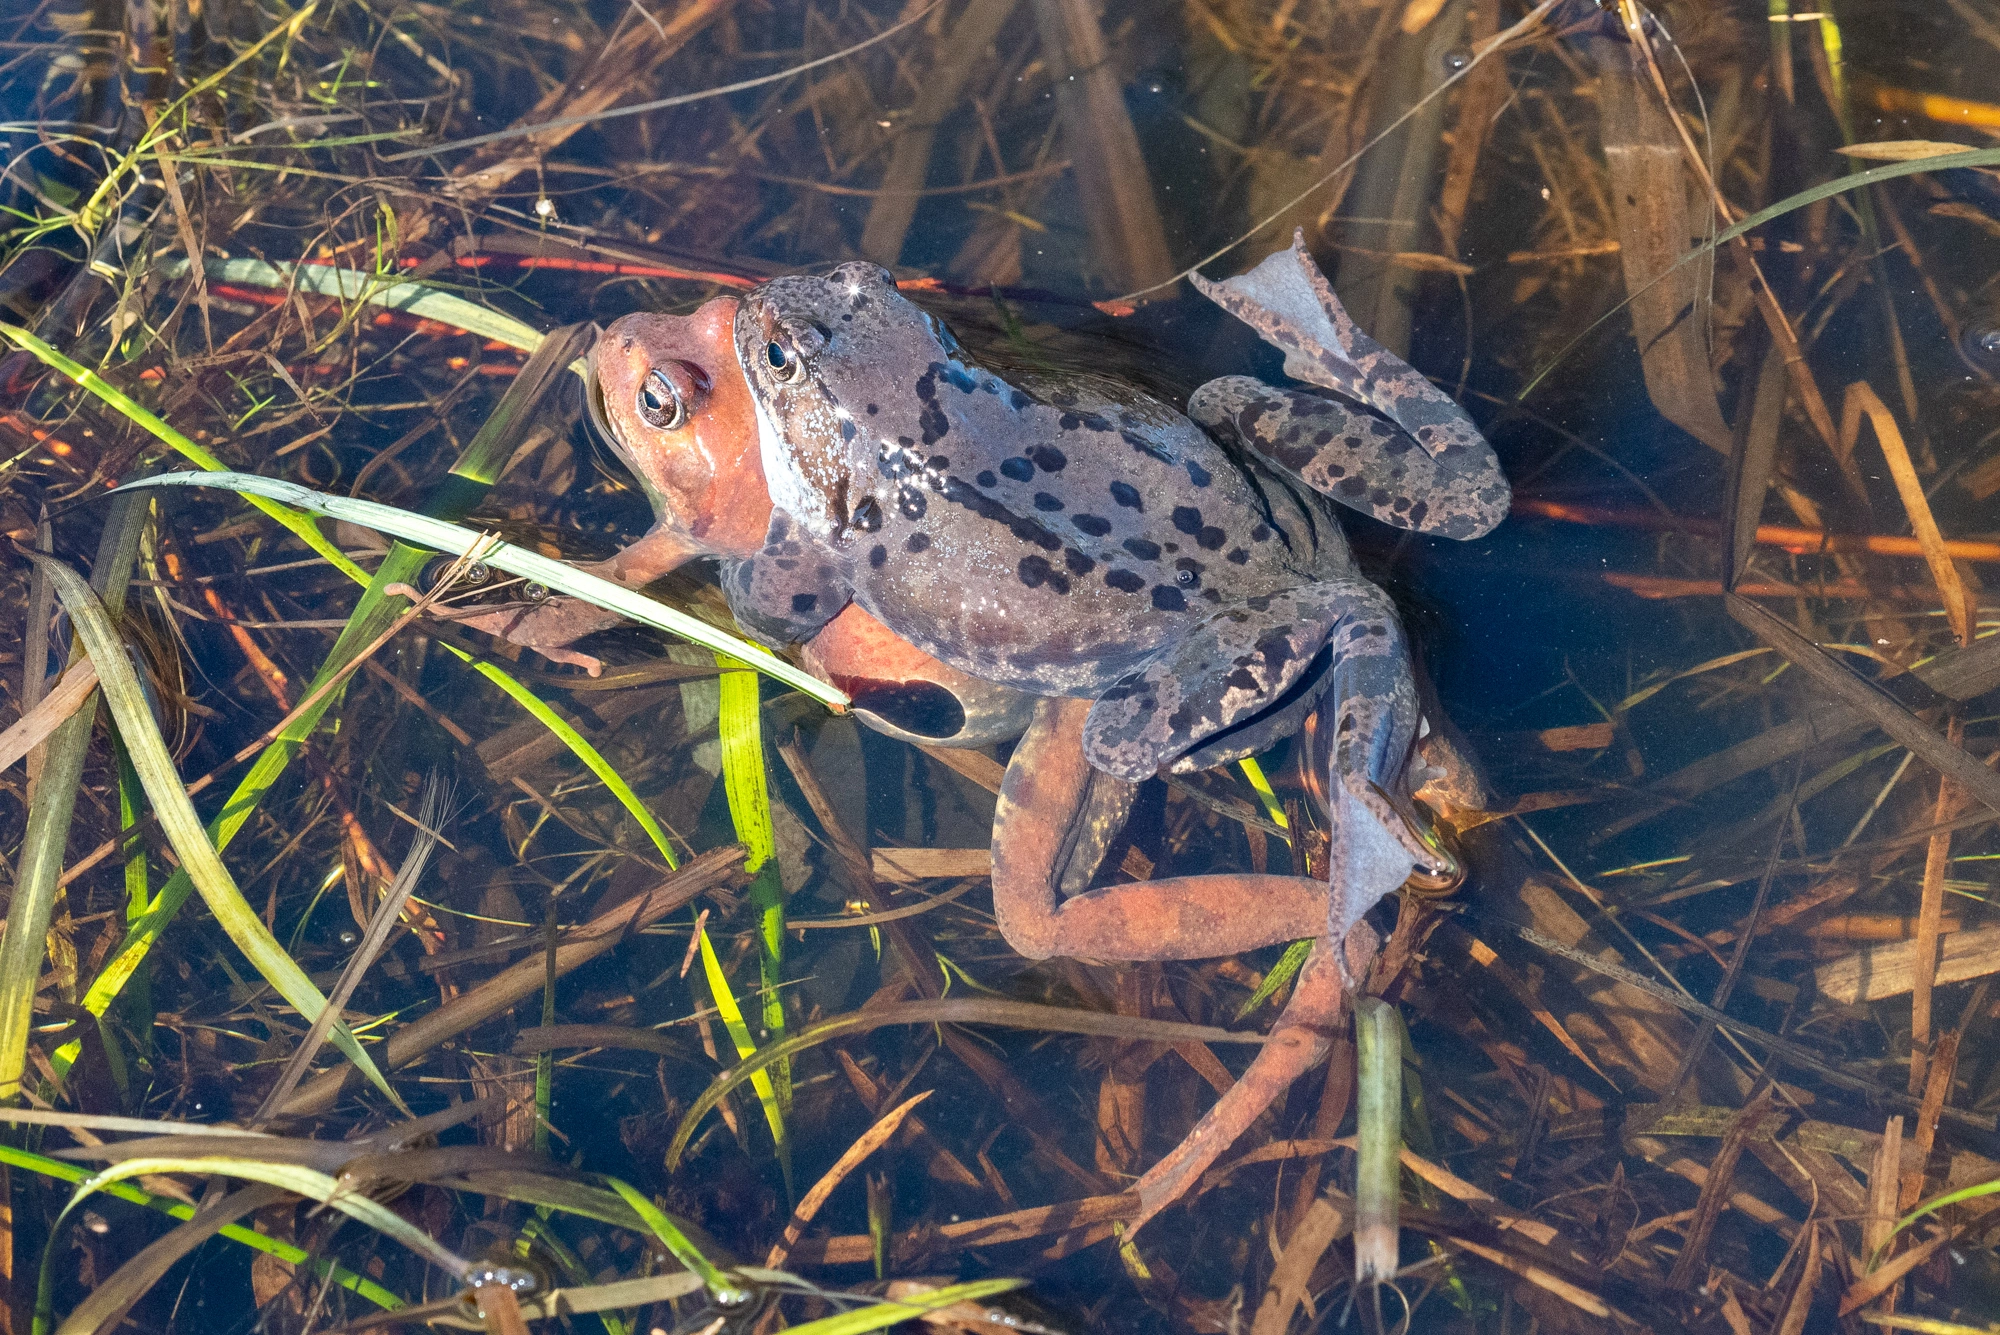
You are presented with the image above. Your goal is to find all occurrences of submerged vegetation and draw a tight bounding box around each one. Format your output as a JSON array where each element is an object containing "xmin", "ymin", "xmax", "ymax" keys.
[{"xmin": 2, "ymin": 0, "xmax": 2000, "ymax": 1331}]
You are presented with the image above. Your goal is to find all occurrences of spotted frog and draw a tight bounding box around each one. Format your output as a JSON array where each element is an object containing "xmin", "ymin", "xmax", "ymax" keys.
[
  {"xmin": 471, "ymin": 297, "xmax": 1035, "ymax": 749},
  {"xmin": 734, "ymin": 233, "xmax": 1508, "ymax": 1230}
]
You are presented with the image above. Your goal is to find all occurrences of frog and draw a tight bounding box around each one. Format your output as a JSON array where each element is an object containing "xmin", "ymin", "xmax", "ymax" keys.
[
  {"xmin": 733, "ymin": 232, "xmax": 1508, "ymax": 1231},
  {"xmin": 463, "ymin": 297, "xmax": 1036, "ymax": 749}
]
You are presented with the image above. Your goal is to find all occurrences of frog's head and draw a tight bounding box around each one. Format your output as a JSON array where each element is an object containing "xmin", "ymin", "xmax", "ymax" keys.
[
  {"xmin": 588, "ymin": 298, "xmax": 773, "ymax": 565},
  {"xmin": 734, "ymin": 262, "xmax": 964, "ymax": 540}
]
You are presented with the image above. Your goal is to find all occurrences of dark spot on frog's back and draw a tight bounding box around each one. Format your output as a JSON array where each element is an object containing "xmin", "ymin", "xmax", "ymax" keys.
[
  {"xmin": 1064, "ymin": 550, "xmax": 1095, "ymax": 576},
  {"xmin": 1026, "ymin": 444, "xmax": 1066, "ymax": 473},
  {"xmin": 1033, "ymin": 492, "xmax": 1063, "ymax": 512},
  {"xmin": 1171, "ymin": 507, "xmax": 1203, "ymax": 535},
  {"xmin": 867, "ymin": 404, "xmax": 879, "ymax": 415},
  {"xmin": 791, "ymin": 594, "xmax": 818, "ymax": 614},
  {"xmin": 905, "ymin": 533, "xmax": 931, "ymax": 554},
  {"xmin": 898, "ymin": 488, "xmax": 928, "ymax": 520},
  {"xmin": 852, "ymin": 496, "xmax": 884, "ymax": 532},
  {"xmin": 869, "ymin": 544, "xmax": 888, "ymax": 568},
  {"xmin": 1073, "ymin": 514, "xmax": 1111, "ymax": 537},
  {"xmin": 1018, "ymin": 555, "xmax": 1070, "ymax": 593},
  {"xmin": 1185, "ymin": 460, "xmax": 1211, "ymax": 488},
  {"xmin": 1105, "ymin": 569, "xmax": 1145, "ymax": 593},
  {"xmin": 1122, "ymin": 537, "xmax": 1161, "ymax": 561},
  {"xmin": 999, "ymin": 457, "xmax": 1035, "ymax": 483},
  {"xmin": 1152, "ymin": 586, "xmax": 1187, "ymax": 612},
  {"xmin": 1110, "ymin": 482, "xmax": 1142, "ymax": 510},
  {"xmin": 977, "ymin": 470, "xmax": 998, "ymax": 488},
  {"xmin": 1198, "ymin": 526, "xmax": 1226, "ymax": 551}
]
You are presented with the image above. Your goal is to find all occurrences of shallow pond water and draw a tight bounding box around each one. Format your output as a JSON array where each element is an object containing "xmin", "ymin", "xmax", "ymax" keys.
[{"xmin": 4, "ymin": 1, "xmax": 2000, "ymax": 1333}]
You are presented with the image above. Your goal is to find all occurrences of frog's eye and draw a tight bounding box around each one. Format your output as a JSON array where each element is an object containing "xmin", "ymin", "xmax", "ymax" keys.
[
  {"xmin": 766, "ymin": 339, "xmax": 806, "ymax": 383},
  {"xmin": 636, "ymin": 368, "xmax": 688, "ymax": 430}
]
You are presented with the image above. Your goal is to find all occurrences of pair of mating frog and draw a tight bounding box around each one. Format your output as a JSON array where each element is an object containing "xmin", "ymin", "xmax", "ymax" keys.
[{"xmin": 483, "ymin": 234, "xmax": 1509, "ymax": 1234}]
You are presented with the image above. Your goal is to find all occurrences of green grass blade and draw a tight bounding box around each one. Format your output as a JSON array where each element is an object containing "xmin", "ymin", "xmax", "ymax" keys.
[
  {"xmin": 35, "ymin": 555, "xmax": 406, "ymax": 1112},
  {"xmin": 0, "ymin": 674, "xmax": 96, "ymax": 1100},
  {"xmin": 783, "ymin": 1281, "xmax": 1028, "ymax": 1335},
  {"xmin": 602, "ymin": 1178, "xmax": 747, "ymax": 1303},
  {"xmin": 1235, "ymin": 938, "xmax": 1312, "ymax": 1021},
  {"xmin": 717, "ymin": 664, "xmax": 789, "ymax": 1103},
  {"xmin": 0, "ymin": 323, "xmax": 367, "ymax": 582},
  {"xmin": 0, "ymin": 496, "xmax": 144, "ymax": 1100},
  {"xmin": 697, "ymin": 927, "xmax": 790, "ymax": 1191},
  {"xmin": 58, "ymin": 1157, "xmax": 468, "ymax": 1276},
  {"xmin": 162, "ymin": 257, "xmax": 559, "ymax": 364},
  {"xmin": 0, "ymin": 1143, "xmax": 397, "ymax": 1312},
  {"xmin": 1353, "ymin": 996, "xmax": 1403, "ymax": 1288},
  {"xmin": 116, "ymin": 472, "xmax": 849, "ymax": 708},
  {"xmin": 463, "ymin": 655, "xmax": 679, "ymax": 868}
]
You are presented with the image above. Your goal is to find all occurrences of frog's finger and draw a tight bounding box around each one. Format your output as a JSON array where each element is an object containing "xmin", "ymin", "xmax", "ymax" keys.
[
  {"xmin": 1190, "ymin": 376, "xmax": 1510, "ymax": 540},
  {"xmin": 1081, "ymin": 580, "xmax": 1405, "ymax": 784},
  {"xmin": 1191, "ymin": 228, "xmax": 1495, "ymax": 478}
]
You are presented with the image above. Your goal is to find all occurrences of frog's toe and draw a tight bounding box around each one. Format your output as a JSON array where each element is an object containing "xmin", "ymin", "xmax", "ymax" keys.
[{"xmin": 1192, "ymin": 376, "xmax": 1510, "ymax": 539}]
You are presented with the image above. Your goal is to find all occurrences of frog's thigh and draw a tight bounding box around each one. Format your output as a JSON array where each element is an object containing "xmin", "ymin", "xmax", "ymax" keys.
[
  {"xmin": 994, "ymin": 698, "xmax": 1327, "ymax": 962},
  {"xmin": 1191, "ymin": 377, "xmax": 1509, "ymax": 541},
  {"xmin": 1082, "ymin": 579, "xmax": 1411, "ymax": 783}
]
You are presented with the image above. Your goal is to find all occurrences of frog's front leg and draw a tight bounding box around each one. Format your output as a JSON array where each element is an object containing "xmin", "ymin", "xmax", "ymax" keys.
[
  {"xmin": 454, "ymin": 524, "xmax": 711, "ymax": 674},
  {"xmin": 992, "ymin": 697, "xmax": 1329, "ymax": 963}
]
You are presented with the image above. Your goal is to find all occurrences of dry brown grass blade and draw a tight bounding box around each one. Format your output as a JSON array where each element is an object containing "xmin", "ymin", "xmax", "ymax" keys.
[
  {"xmin": 1666, "ymin": 1086, "xmax": 1775, "ymax": 1290},
  {"xmin": 1841, "ymin": 1228, "xmax": 1950, "ymax": 1317},
  {"xmin": 859, "ymin": 0, "xmax": 1025, "ymax": 266},
  {"xmin": 1440, "ymin": 1236, "xmax": 1613, "ymax": 1320},
  {"xmin": 1814, "ymin": 925, "xmax": 2000, "ymax": 1004},
  {"xmin": 767, "ymin": 1090, "xmax": 932, "ymax": 1267},
  {"xmin": 1452, "ymin": 925, "xmax": 1619, "ymax": 1089},
  {"xmin": 1249, "ymin": 1190, "xmax": 1352, "ymax": 1335},
  {"xmin": 1844, "ymin": 381, "xmax": 1975, "ymax": 645},
  {"xmin": 1905, "ymin": 1024, "xmax": 1962, "ymax": 1212},
  {"xmin": 1587, "ymin": 31, "xmax": 1731, "ymax": 454},
  {"xmin": 1723, "ymin": 593, "xmax": 2000, "ymax": 817},
  {"xmin": 1024, "ymin": 0, "xmax": 1172, "ymax": 292},
  {"xmin": 0, "ymin": 659, "xmax": 97, "ymax": 774},
  {"xmin": 1911, "ymin": 715, "xmax": 1965, "ymax": 1088},
  {"xmin": 1773, "ymin": 1223, "xmax": 1822, "ymax": 1335},
  {"xmin": 441, "ymin": 0, "xmax": 735, "ymax": 212},
  {"xmin": 783, "ymin": 1192, "xmax": 1138, "ymax": 1266},
  {"xmin": 277, "ymin": 846, "xmax": 746, "ymax": 1116},
  {"xmin": 1864, "ymin": 1113, "xmax": 1904, "ymax": 1308}
]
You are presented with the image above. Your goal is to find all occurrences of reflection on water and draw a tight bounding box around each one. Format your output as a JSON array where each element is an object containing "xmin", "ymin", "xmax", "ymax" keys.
[{"xmin": 5, "ymin": 0, "xmax": 2000, "ymax": 1329}]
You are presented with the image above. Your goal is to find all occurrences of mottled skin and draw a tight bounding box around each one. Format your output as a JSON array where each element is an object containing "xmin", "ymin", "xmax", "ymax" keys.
[
  {"xmin": 737, "ymin": 234, "xmax": 1507, "ymax": 1231},
  {"xmin": 475, "ymin": 298, "xmax": 1033, "ymax": 748}
]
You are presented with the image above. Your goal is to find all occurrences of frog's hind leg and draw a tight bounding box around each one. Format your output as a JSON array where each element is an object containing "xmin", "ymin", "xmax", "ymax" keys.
[
  {"xmin": 1191, "ymin": 228, "xmax": 1509, "ymax": 539},
  {"xmin": 1081, "ymin": 579, "xmax": 1447, "ymax": 983},
  {"xmin": 1129, "ymin": 931, "xmax": 1370, "ymax": 1235},
  {"xmin": 992, "ymin": 698, "xmax": 1328, "ymax": 964},
  {"xmin": 1192, "ymin": 376, "xmax": 1508, "ymax": 540}
]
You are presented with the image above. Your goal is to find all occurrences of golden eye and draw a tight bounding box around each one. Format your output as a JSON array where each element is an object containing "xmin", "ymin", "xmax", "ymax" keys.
[{"xmin": 636, "ymin": 368, "xmax": 686, "ymax": 429}]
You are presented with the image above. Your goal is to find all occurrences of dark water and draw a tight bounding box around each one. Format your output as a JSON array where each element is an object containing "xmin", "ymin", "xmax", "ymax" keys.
[{"xmin": 5, "ymin": 0, "xmax": 2000, "ymax": 1332}]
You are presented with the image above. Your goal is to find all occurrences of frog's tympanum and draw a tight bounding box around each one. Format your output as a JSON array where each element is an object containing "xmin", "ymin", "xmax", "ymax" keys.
[
  {"xmin": 472, "ymin": 298, "xmax": 1035, "ymax": 748},
  {"xmin": 733, "ymin": 232, "xmax": 1508, "ymax": 1231}
]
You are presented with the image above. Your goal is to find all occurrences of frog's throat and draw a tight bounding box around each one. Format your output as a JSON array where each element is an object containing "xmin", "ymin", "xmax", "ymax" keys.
[{"xmin": 748, "ymin": 384, "xmax": 824, "ymax": 538}]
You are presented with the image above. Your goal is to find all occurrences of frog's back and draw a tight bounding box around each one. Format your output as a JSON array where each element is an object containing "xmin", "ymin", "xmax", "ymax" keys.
[{"xmin": 738, "ymin": 264, "xmax": 1339, "ymax": 694}]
